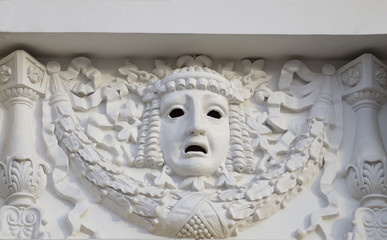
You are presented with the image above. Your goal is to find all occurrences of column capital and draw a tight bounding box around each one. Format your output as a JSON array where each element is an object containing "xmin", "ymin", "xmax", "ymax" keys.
[
  {"xmin": 0, "ymin": 50, "xmax": 47, "ymax": 100},
  {"xmin": 338, "ymin": 54, "xmax": 387, "ymax": 107}
]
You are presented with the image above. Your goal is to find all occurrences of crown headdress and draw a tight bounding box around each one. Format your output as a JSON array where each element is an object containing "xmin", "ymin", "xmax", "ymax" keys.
[{"xmin": 119, "ymin": 55, "xmax": 268, "ymax": 104}]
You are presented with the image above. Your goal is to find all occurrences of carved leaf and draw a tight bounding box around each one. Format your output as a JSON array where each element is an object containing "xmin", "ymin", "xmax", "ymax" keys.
[
  {"xmin": 247, "ymin": 123, "xmax": 271, "ymax": 136},
  {"xmin": 119, "ymin": 60, "xmax": 140, "ymax": 82},
  {"xmin": 242, "ymin": 59, "xmax": 265, "ymax": 76},
  {"xmin": 10, "ymin": 162, "xmax": 21, "ymax": 192},
  {"xmin": 251, "ymin": 136, "xmax": 270, "ymax": 152},
  {"xmin": 253, "ymin": 204, "xmax": 273, "ymax": 221},
  {"xmin": 54, "ymin": 124, "xmax": 65, "ymax": 140},
  {"xmin": 261, "ymin": 167, "xmax": 284, "ymax": 180},
  {"xmin": 346, "ymin": 166, "xmax": 363, "ymax": 199},
  {"xmin": 109, "ymin": 174, "xmax": 139, "ymax": 195},
  {"xmin": 146, "ymin": 171, "xmax": 177, "ymax": 189},
  {"xmin": 62, "ymin": 134, "xmax": 82, "ymax": 153},
  {"xmin": 285, "ymin": 154, "xmax": 308, "ymax": 172},
  {"xmin": 21, "ymin": 161, "xmax": 34, "ymax": 192},
  {"xmin": 58, "ymin": 116, "xmax": 77, "ymax": 132},
  {"xmin": 132, "ymin": 195, "xmax": 160, "ymax": 217},
  {"xmin": 362, "ymin": 161, "xmax": 386, "ymax": 194},
  {"xmin": 294, "ymin": 136, "xmax": 313, "ymax": 152},
  {"xmin": 275, "ymin": 172, "xmax": 297, "ymax": 194},
  {"xmin": 220, "ymin": 62, "xmax": 237, "ymax": 79},
  {"xmin": 84, "ymin": 164, "xmax": 110, "ymax": 188},
  {"xmin": 309, "ymin": 137, "xmax": 324, "ymax": 160},
  {"xmin": 120, "ymin": 99, "xmax": 144, "ymax": 120},
  {"xmin": 310, "ymin": 120, "xmax": 324, "ymax": 137},
  {"xmin": 74, "ymin": 129, "xmax": 92, "ymax": 144},
  {"xmin": 246, "ymin": 181, "xmax": 274, "ymax": 201},
  {"xmin": 228, "ymin": 201, "xmax": 254, "ymax": 220},
  {"xmin": 153, "ymin": 59, "xmax": 172, "ymax": 78},
  {"xmin": 247, "ymin": 113, "xmax": 271, "ymax": 136},
  {"xmin": 0, "ymin": 162, "xmax": 7, "ymax": 196},
  {"xmin": 78, "ymin": 145, "xmax": 100, "ymax": 164},
  {"xmin": 246, "ymin": 111, "xmax": 271, "ymax": 152},
  {"xmin": 179, "ymin": 176, "xmax": 214, "ymax": 192},
  {"xmin": 103, "ymin": 188, "xmax": 134, "ymax": 215},
  {"xmin": 230, "ymin": 79, "xmax": 246, "ymax": 102},
  {"xmin": 116, "ymin": 121, "xmax": 139, "ymax": 143},
  {"xmin": 138, "ymin": 186, "xmax": 165, "ymax": 198},
  {"xmin": 215, "ymin": 189, "xmax": 244, "ymax": 201},
  {"xmin": 216, "ymin": 170, "xmax": 238, "ymax": 188},
  {"xmin": 297, "ymin": 161, "xmax": 318, "ymax": 185}
]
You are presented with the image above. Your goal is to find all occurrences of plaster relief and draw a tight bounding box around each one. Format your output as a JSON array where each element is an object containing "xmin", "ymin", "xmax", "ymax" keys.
[
  {"xmin": 0, "ymin": 50, "xmax": 50, "ymax": 239},
  {"xmin": 341, "ymin": 54, "xmax": 387, "ymax": 240},
  {"xmin": 41, "ymin": 54, "xmax": 342, "ymax": 239},
  {"xmin": 0, "ymin": 50, "xmax": 386, "ymax": 239},
  {"xmin": 0, "ymin": 64, "xmax": 12, "ymax": 84}
]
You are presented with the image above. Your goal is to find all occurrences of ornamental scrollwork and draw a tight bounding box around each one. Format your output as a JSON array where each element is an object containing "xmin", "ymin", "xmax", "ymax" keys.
[
  {"xmin": 0, "ymin": 205, "xmax": 49, "ymax": 239},
  {"xmin": 347, "ymin": 207, "xmax": 387, "ymax": 240}
]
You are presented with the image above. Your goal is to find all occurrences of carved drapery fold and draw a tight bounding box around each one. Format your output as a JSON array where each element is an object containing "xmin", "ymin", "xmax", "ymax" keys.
[
  {"xmin": 341, "ymin": 54, "xmax": 387, "ymax": 240},
  {"xmin": 0, "ymin": 50, "xmax": 50, "ymax": 239}
]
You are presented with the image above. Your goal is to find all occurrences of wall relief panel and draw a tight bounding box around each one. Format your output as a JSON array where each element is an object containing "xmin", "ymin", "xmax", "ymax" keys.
[{"xmin": 0, "ymin": 50, "xmax": 385, "ymax": 239}]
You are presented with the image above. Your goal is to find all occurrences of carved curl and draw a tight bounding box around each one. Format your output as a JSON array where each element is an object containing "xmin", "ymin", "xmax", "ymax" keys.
[{"xmin": 135, "ymin": 99, "xmax": 164, "ymax": 168}]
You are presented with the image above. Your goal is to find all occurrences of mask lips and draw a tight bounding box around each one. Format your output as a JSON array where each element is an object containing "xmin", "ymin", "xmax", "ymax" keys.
[{"xmin": 185, "ymin": 145, "xmax": 207, "ymax": 154}]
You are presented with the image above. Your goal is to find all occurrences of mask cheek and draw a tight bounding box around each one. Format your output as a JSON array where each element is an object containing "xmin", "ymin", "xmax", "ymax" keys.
[
  {"xmin": 209, "ymin": 123, "xmax": 230, "ymax": 160},
  {"xmin": 160, "ymin": 123, "xmax": 183, "ymax": 164}
]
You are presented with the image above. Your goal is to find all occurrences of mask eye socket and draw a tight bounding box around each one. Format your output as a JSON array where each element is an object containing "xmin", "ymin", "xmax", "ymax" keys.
[
  {"xmin": 207, "ymin": 110, "xmax": 222, "ymax": 119},
  {"xmin": 169, "ymin": 108, "xmax": 184, "ymax": 118}
]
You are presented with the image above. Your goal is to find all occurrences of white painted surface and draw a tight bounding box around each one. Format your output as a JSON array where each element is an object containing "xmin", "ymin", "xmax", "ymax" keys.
[
  {"xmin": 1, "ymin": 33, "xmax": 387, "ymax": 61},
  {"xmin": 1, "ymin": 0, "xmax": 387, "ymax": 34},
  {"xmin": 0, "ymin": 0, "xmax": 386, "ymax": 239}
]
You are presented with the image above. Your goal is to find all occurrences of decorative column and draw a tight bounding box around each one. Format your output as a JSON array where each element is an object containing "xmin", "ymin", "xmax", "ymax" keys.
[
  {"xmin": 0, "ymin": 50, "xmax": 50, "ymax": 238},
  {"xmin": 340, "ymin": 54, "xmax": 387, "ymax": 240}
]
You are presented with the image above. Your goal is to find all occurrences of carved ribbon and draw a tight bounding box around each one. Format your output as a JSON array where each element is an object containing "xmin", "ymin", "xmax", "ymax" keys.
[
  {"xmin": 268, "ymin": 60, "xmax": 343, "ymax": 239},
  {"xmin": 43, "ymin": 62, "xmax": 101, "ymax": 237},
  {"xmin": 42, "ymin": 55, "xmax": 342, "ymax": 240}
]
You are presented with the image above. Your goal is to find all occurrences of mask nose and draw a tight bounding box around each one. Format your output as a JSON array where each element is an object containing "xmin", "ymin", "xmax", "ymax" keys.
[{"xmin": 186, "ymin": 113, "xmax": 206, "ymax": 136}]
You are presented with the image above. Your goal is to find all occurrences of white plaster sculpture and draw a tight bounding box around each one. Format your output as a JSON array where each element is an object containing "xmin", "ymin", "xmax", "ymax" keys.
[
  {"xmin": 341, "ymin": 54, "xmax": 387, "ymax": 240},
  {"xmin": 0, "ymin": 50, "xmax": 385, "ymax": 239},
  {"xmin": 0, "ymin": 51, "xmax": 50, "ymax": 239},
  {"xmin": 42, "ymin": 54, "xmax": 340, "ymax": 239}
]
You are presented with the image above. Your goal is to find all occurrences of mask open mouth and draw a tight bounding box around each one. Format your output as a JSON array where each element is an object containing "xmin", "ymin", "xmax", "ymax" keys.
[{"xmin": 185, "ymin": 145, "xmax": 207, "ymax": 154}]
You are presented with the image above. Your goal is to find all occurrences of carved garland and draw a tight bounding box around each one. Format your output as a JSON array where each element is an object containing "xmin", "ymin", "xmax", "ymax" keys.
[{"xmin": 40, "ymin": 55, "xmax": 341, "ymax": 239}]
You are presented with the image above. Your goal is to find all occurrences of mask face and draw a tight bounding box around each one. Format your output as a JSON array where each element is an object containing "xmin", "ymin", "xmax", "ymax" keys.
[{"xmin": 159, "ymin": 90, "xmax": 230, "ymax": 177}]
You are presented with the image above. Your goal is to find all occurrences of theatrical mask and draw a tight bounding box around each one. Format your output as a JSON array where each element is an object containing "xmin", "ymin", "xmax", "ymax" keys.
[{"xmin": 40, "ymin": 54, "xmax": 340, "ymax": 239}]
